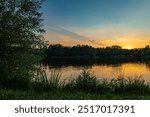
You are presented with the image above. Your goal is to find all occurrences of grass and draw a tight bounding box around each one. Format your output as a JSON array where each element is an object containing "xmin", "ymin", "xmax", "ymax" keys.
[
  {"xmin": 1, "ymin": 88, "xmax": 150, "ymax": 100},
  {"xmin": 32, "ymin": 69, "xmax": 63, "ymax": 92},
  {"xmin": 1, "ymin": 70, "xmax": 150, "ymax": 99}
]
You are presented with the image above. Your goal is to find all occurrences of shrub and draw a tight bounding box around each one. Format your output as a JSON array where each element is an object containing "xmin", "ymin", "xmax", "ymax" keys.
[{"xmin": 74, "ymin": 70, "xmax": 98, "ymax": 92}]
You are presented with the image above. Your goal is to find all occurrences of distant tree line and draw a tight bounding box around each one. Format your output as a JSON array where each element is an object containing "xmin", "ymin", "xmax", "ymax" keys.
[{"xmin": 45, "ymin": 44, "xmax": 150, "ymax": 60}]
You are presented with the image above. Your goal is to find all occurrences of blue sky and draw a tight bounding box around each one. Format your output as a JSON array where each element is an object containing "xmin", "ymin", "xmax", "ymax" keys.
[{"xmin": 41, "ymin": 0, "xmax": 150, "ymax": 48}]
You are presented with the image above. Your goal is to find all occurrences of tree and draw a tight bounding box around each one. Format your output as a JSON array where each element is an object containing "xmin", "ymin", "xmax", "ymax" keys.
[
  {"xmin": 0, "ymin": 0, "xmax": 45, "ymax": 89},
  {"xmin": 145, "ymin": 45, "xmax": 150, "ymax": 49}
]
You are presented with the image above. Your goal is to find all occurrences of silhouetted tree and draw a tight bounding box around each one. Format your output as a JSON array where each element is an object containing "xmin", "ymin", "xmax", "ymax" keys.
[
  {"xmin": 0, "ymin": 0, "xmax": 45, "ymax": 89},
  {"xmin": 45, "ymin": 44, "xmax": 150, "ymax": 60},
  {"xmin": 145, "ymin": 45, "xmax": 150, "ymax": 48}
]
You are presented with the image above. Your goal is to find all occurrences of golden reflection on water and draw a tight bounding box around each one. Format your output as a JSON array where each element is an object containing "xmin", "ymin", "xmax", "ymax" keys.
[{"xmin": 45, "ymin": 62, "xmax": 150, "ymax": 82}]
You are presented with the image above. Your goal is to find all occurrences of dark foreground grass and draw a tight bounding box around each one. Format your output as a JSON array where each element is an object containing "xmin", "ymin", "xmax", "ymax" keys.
[
  {"xmin": 1, "ymin": 70, "xmax": 150, "ymax": 99},
  {"xmin": 1, "ymin": 89, "xmax": 150, "ymax": 100}
]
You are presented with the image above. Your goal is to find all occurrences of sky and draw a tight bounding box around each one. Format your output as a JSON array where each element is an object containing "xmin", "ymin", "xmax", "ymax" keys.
[{"xmin": 41, "ymin": 0, "xmax": 150, "ymax": 49}]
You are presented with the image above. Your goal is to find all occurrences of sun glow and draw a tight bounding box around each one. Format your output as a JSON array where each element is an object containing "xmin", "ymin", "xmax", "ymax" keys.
[
  {"xmin": 123, "ymin": 45, "xmax": 134, "ymax": 49},
  {"xmin": 45, "ymin": 32, "xmax": 150, "ymax": 49}
]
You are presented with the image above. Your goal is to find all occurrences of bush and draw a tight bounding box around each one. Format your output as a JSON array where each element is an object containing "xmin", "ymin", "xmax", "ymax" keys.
[{"xmin": 73, "ymin": 70, "xmax": 98, "ymax": 92}]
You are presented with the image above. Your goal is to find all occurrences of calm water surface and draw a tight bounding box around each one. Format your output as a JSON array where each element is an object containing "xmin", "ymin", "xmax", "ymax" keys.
[{"xmin": 44, "ymin": 59, "xmax": 150, "ymax": 82}]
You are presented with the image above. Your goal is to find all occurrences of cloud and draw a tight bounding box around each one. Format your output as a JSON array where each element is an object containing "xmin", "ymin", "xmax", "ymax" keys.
[
  {"xmin": 44, "ymin": 34, "xmax": 80, "ymax": 46},
  {"xmin": 89, "ymin": 40, "xmax": 105, "ymax": 46},
  {"xmin": 45, "ymin": 25, "xmax": 89, "ymax": 40}
]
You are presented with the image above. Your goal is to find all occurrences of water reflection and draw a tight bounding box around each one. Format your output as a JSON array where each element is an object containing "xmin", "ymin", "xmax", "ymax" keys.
[
  {"xmin": 44, "ymin": 59, "xmax": 150, "ymax": 82},
  {"xmin": 145, "ymin": 61, "xmax": 150, "ymax": 71}
]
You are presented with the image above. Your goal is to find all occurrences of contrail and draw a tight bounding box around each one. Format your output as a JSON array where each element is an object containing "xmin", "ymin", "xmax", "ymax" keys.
[{"xmin": 45, "ymin": 25, "xmax": 89, "ymax": 40}]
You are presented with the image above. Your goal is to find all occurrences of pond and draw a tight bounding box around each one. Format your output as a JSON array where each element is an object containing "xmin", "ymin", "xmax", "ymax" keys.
[{"xmin": 44, "ymin": 59, "xmax": 150, "ymax": 82}]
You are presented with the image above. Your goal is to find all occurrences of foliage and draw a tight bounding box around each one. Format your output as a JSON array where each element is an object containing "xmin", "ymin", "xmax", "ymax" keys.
[
  {"xmin": 32, "ymin": 69, "xmax": 63, "ymax": 92},
  {"xmin": 0, "ymin": 0, "xmax": 45, "ymax": 89},
  {"xmin": 45, "ymin": 44, "xmax": 150, "ymax": 60},
  {"xmin": 1, "ymin": 71, "xmax": 150, "ymax": 99},
  {"xmin": 73, "ymin": 70, "xmax": 98, "ymax": 92},
  {"xmin": 31, "ymin": 70, "xmax": 150, "ymax": 95}
]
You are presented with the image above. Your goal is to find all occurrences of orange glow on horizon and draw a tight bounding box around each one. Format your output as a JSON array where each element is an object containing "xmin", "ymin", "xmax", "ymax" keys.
[
  {"xmin": 44, "ymin": 34, "xmax": 150, "ymax": 49},
  {"xmin": 123, "ymin": 45, "xmax": 134, "ymax": 49}
]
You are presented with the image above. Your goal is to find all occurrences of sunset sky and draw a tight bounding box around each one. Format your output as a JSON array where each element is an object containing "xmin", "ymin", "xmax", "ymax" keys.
[{"xmin": 41, "ymin": 0, "xmax": 150, "ymax": 49}]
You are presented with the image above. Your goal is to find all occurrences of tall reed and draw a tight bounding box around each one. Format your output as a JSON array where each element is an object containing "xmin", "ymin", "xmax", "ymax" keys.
[
  {"xmin": 32, "ymin": 70, "xmax": 150, "ymax": 94},
  {"xmin": 32, "ymin": 69, "xmax": 63, "ymax": 92}
]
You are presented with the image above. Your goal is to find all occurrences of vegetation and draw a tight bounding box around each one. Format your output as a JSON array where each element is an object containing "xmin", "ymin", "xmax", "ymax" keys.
[
  {"xmin": 1, "ymin": 1, "xmax": 150, "ymax": 100},
  {"xmin": 45, "ymin": 44, "xmax": 150, "ymax": 60},
  {"xmin": 0, "ymin": 0, "xmax": 46, "ymax": 89},
  {"xmin": 33, "ymin": 70, "xmax": 150, "ymax": 95},
  {"xmin": 1, "ymin": 89, "xmax": 150, "ymax": 100},
  {"xmin": 1, "ymin": 71, "xmax": 150, "ymax": 99}
]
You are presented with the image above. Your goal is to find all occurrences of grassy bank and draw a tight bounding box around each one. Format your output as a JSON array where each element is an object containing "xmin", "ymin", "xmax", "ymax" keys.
[
  {"xmin": 1, "ymin": 71, "xmax": 150, "ymax": 99},
  {"xmin": 1, "ymin": 89, "xmax": 150, "ymax": 99}
]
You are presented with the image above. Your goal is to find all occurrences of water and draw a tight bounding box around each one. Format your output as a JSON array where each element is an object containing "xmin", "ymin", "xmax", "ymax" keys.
[{"xmin": 44, "ymin": 59, "xmax": 150, "ymax": 82}]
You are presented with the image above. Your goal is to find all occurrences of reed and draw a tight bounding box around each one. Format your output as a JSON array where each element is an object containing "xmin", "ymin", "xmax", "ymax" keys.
[
  {"xmin": 31, "ymin": 70, "xmax": 150, "ymax": 95},
  {"xmin": 32, "ymin": 69, "xmax": 63, "ymax": 92},
  {"xmin": 1, "ymin": 70, "xmax": 150, "ymax": 99}
]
